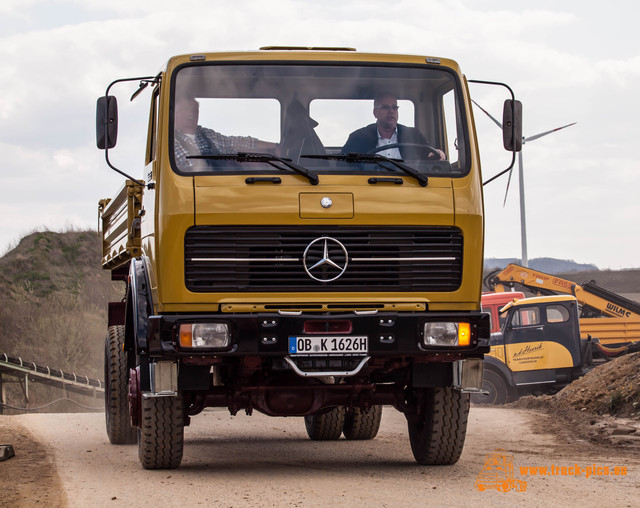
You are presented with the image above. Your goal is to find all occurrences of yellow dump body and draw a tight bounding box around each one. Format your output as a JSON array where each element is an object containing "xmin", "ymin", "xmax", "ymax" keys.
[{"xmin": 99, "ymin": 180, "xmax": 142, "ymax": 270}]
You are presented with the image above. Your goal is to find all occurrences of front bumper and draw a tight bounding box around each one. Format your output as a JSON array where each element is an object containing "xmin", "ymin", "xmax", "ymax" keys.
[{"xmin": 145, "ymin": 310, "xmax": 491, "ymax": 358}]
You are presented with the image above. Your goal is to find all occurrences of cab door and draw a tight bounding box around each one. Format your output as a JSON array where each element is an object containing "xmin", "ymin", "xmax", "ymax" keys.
[{"xmin": 503, "ymin": 303, "xmax": 576, "ymax": 386}]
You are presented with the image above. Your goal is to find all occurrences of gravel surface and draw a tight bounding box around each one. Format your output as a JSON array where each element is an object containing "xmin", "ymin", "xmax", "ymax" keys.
[{"xmin": 1, "ymin": 406, "xmax": 639, "ymax": 507}]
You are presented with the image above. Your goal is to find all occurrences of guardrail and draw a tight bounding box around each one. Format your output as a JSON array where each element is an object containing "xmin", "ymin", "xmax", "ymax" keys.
[{"xmin": 0, "ymin": 353, "xmax": 104, "ymax": 413}]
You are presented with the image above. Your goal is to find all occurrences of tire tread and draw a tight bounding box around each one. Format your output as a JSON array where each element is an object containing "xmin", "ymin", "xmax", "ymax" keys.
[{"xmin": 105, "ymin": 325, "xmax": 137, "ymax": 445}]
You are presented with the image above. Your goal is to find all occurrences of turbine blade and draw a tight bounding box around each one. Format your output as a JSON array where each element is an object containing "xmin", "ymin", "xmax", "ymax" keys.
[
  {"xmin": 471, "ymin": 99, "xmax": 503, "ymax": 129},
  {"xmin": 503, "ymin": 166, "xmax": 514, "ymax": 207},
  {"xmin": 525, "ymin": 122, "xmax": 576, "ymax": 143}
]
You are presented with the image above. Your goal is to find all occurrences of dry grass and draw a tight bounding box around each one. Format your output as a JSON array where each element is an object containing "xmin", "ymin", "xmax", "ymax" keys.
[{"xmin": 0, "ymin": 230, "xmax": 121, "ymax": 411}]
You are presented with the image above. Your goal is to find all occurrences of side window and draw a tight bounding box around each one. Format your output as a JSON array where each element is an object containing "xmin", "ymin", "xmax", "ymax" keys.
[
  {"xmin": 481, "ymin": 307, "xmax": 493, "ymax": 332},
  {"xmin": 146, "ymin": 88, "xmax": 159, "ymax": 165},
  {"xmin": 546, "ymin": 305, "xmax": 570, "ymax": 323},
  {"xmin": 442, "ymin": 89, "xmax": 459, "ymax": 166},
  {"xmin": 498, "ymin": 312, "xmax": 508, "ymax": 331},
  {"xmin": 511, "ymin": 306, "xmax": 541, "ymax": 327}
]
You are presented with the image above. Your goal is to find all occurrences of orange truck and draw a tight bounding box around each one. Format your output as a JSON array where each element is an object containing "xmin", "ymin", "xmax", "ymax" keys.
[{"xmin": 482, "ymin": 291, "xmax": 525, "ymax": 333}]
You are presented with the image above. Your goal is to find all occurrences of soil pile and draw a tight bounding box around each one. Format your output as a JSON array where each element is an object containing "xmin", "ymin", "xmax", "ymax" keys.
[
  {"xmin": 513, "ymin": 353, "xmax": 640, "ymax": 419},
  {"xmin": 553, "ymin": 352, "xmax": 640, "ymax": 418},
  {"xmin": 511, "ymin": 353, "xmax": 640, "ymax": 450}
]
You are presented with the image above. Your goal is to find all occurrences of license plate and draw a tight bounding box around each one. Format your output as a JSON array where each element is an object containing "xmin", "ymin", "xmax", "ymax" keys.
[{"xmin": 288, "ymin": 336, "xmax": 368, "ymax": 356}]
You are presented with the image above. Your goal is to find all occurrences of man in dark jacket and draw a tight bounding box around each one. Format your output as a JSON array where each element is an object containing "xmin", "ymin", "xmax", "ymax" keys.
[{"xmin": 341, "ymin": 92, "xmax": 444, "ymax": 160}]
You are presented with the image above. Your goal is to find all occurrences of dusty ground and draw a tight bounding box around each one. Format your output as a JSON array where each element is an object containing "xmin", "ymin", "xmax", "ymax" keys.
[
  {"xmin": 511, "ymin": 352, "xmax": 640, "ymax": 446},
  {"xmin": 0, "ymin": 420, "xmax": 67, "ymax": 507},
  {"xmin": 1, "ymin": 353, "xmax": 639, "ymax": 507},
  {"xmin": 1, "ymin": 405, "xmax": 639, "ymax": 507}
]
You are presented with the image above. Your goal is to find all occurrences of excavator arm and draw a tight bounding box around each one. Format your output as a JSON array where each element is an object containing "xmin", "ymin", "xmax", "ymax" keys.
[{"xmin": 485, "ymin": 264, "xmax": 640, "ymax": 320}]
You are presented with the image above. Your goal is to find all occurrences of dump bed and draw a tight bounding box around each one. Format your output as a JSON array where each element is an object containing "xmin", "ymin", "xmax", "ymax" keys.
[{"xmin": 99, "ymin": 180, "xmax": 142, "ymax": 270}]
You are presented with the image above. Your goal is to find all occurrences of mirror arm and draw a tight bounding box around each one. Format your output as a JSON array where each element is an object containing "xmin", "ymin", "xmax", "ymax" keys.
[
  {"xmin": 102, "ymin": 75, "xmax": 160, "ymax": 188},
  {"xmin": 468, "ymin": 79, "xmax": 521, "ymax": 186}
]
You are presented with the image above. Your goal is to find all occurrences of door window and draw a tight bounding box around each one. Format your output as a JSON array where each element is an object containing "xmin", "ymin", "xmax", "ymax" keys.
[
  {"xmin": 546, "ymin": 305, "xmax": 570, "ymax": 323},
  {"xmin": 511, "ymin": 306, "xmax": 541, "ymax": 327}
]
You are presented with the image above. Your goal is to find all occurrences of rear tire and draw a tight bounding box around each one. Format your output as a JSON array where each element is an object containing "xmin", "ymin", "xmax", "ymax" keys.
[
  {"xmin": 104, "ymin": 325, "xmax": 137, "ymax": 444},
  {"xmin": 343, "ymin": 405, "xmax": 383, "ymax": 440},
  {"xmin": 138, "ymin": 395, "xmax": 184, "ymax": 469},
  {"xmin": 406, "ymin": 387, "xmax": 469, "ymax": 465},
  {"xmin": 471, "ymin": 369, "xmax": 510, "ymax": 405},
  {"xmin": 304, "ymin": 407, "xmax": 345, "ymax": 440}
]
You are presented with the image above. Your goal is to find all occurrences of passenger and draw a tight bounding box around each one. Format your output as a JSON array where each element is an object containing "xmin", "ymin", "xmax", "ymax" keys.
[
  {"xmin": 341, "ymin": 92, "xmax": 445, "ymax": 160},
  {"xmin": 173, "ymin": 96, "xmax": 278, "ymax": 170}
]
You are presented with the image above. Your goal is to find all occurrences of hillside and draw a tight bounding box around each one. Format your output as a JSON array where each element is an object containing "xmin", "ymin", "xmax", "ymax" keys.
[
  {"xmin": 0, "ymin": 230, "xmax": 119, "ymax": 380},
  {"xmin": 485, "ymin": 257, "xmax": 599, "ymax": 273}
]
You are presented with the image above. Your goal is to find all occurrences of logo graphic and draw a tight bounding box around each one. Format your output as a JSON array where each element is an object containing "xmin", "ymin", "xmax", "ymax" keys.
[
  {"xmin": 475, "ymin": 450, "xmax": 527, "ymax": 493},
  {"xmin": 320, "ymin": 197, "xmax": 333, "ymax": 208},
  {"xmin": 303, "ymin": 237, "xmax": 348, "ymax": 282}
]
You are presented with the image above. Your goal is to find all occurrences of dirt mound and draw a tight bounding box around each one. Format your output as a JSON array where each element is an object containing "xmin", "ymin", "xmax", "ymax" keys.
[
  {"xmin": 512, "ymin": 353, "xmax": 640, "ymax": 419},
  {"xmin": 553, "ymin": 353, "xmax": 640, "ymax": 418},
  {"xmin": 510, "ymin": 353, "xmax": 640, "ymax": 450}
]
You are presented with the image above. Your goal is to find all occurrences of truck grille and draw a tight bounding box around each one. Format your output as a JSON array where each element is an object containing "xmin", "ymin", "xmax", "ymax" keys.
[{"xmin": 184, "ymin": 226, "xmax": 463, "ymax": 292}]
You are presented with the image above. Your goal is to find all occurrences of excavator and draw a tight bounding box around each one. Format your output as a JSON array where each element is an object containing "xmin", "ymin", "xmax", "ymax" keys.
[{"xmin": 484, "ymin": 264, "xmax": 640, "ymax": 351}]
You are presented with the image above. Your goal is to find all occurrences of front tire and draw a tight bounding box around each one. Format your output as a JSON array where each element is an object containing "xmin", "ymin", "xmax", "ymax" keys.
[
  {"xmin": 343, "ymin": 406, "xmax": 383, "ymax": 440},
  {"xmin": 138, "ymin": 395, "xmax": 184, "ymax": 469},
  {"xmin": 471, "ymin": 369, "xmax": 510, "ymax": 405},
  {"xmin": 104, "ymin": 325, "xmax": 136, "ymax": 445},
  {"xmin": 304, "ymin": 407, "xmax": 345, "ymax": 440},
  {"xmin": 406, "ymin": 387, "xmax": 469, "ymax": 465}
]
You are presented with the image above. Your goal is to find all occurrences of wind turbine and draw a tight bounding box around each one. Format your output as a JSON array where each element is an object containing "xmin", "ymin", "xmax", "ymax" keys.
[{"xmin": 473, "ymin": 100, "xmax": 576, "ymax": 267}]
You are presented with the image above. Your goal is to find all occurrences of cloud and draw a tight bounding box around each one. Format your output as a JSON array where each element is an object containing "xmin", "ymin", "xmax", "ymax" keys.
[{"xmin": 0, "ymin": 0, "xmax": 638, "ymax": 269}]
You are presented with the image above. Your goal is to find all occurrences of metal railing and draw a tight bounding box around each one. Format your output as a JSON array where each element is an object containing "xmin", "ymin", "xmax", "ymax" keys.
[{"xmin": 0, "ymin": 353, "xmax": 104, "ymax": 413}]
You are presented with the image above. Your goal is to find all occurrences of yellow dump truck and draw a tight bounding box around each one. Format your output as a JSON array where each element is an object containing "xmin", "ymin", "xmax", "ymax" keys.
[
  {"xmin": 97, "ymin": 47, "xmax": 521, "ymax": 469},
  {"xmin": 486, "ymin": 263, "xmax": 640, "ymax": 347}
]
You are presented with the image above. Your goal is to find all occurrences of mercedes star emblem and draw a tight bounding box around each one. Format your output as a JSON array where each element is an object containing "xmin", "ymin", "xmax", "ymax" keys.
[{"xmin": 303, "ymin": 237, "xmax": 348, "ymax": 282}]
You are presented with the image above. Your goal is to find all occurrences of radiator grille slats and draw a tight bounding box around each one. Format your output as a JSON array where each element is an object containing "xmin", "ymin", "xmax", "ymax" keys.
[{"xmin": 184, "ymin": 226, "xmax": 463, "ymax": 292}]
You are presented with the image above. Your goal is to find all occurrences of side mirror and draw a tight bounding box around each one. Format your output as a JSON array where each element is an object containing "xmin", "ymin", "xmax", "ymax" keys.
[
  {"xmin": 96, "ymin": 96, "xmax": 118, "ymax": 149},
  {"xmin": 502, "ymin": 99, "xmax": 522, "ymax": 152}
]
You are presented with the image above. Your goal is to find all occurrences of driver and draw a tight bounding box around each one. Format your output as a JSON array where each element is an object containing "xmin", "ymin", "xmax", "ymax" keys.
[
  {"xmin": 174, "ymin": 96, "xmax": 279, "ymax": 170},
  {"xmin": 340, "ymin": 92, "xmax": 445, "ymax": 160}
]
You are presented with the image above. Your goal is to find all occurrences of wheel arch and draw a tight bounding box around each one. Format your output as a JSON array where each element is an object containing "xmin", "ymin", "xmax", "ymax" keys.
[
  {"xmin": 127, "ymin": 257, "xmax": 155, "ymax": 355},
  {"xmin": 483, "ymin": 356, "xmax": 514, "ymax": 388}
]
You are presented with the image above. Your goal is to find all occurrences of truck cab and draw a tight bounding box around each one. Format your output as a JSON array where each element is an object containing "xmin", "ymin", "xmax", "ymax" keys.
[
  {"xmin": 473, "ymin": 295, "xmax": 587, "ymax": 404},
  {"xmin": 97, "ymin": 48, "xmax": 520, "ymax": 469}
]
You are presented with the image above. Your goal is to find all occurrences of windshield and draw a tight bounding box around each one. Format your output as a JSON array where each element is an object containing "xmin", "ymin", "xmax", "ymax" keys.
[{"xmin": 171, "ymin": 63, "xmax": 469, "ymax": 178}]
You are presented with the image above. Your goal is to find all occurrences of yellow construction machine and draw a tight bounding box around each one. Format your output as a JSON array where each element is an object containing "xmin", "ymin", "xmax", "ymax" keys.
[{"xmin": 485, "ymin": 264, "xmax": 640, "ymax": 352}]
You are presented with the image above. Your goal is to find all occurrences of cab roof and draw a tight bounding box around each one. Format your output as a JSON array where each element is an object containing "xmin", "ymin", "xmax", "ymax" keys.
[
  {"xmin": 499, "ymin": 294, "xmax": 577, "ymax": 314},
  {"xmin": 164, "ymin": 48, "xmax": 461, "ymax": 74}
]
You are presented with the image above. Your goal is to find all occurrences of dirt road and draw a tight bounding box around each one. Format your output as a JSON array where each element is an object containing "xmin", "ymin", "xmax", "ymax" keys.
[{"xmin": 1, "ymin": 406, "xmax": 639, "ymax": 507}]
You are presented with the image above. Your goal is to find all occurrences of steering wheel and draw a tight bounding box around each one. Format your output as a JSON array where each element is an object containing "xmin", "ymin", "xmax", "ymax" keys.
[{"xmin": 368, "ymin": 142, "xmax": 442, "ymax": 159}]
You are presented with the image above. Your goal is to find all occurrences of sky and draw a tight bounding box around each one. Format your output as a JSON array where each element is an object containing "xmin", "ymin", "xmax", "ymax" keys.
[{"xmin": 1, "ymin": 0, "xmax": 639, "ymax": 269}]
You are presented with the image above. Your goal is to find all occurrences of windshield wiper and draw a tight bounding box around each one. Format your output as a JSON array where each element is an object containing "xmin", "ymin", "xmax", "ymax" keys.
[
  {"xmin": 188, "ymin": 152, "xmax": 319, "ymax": 185},
  {"xmin": 304, "ymin": 153, "xmax": 428, "ymax": 187}
]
